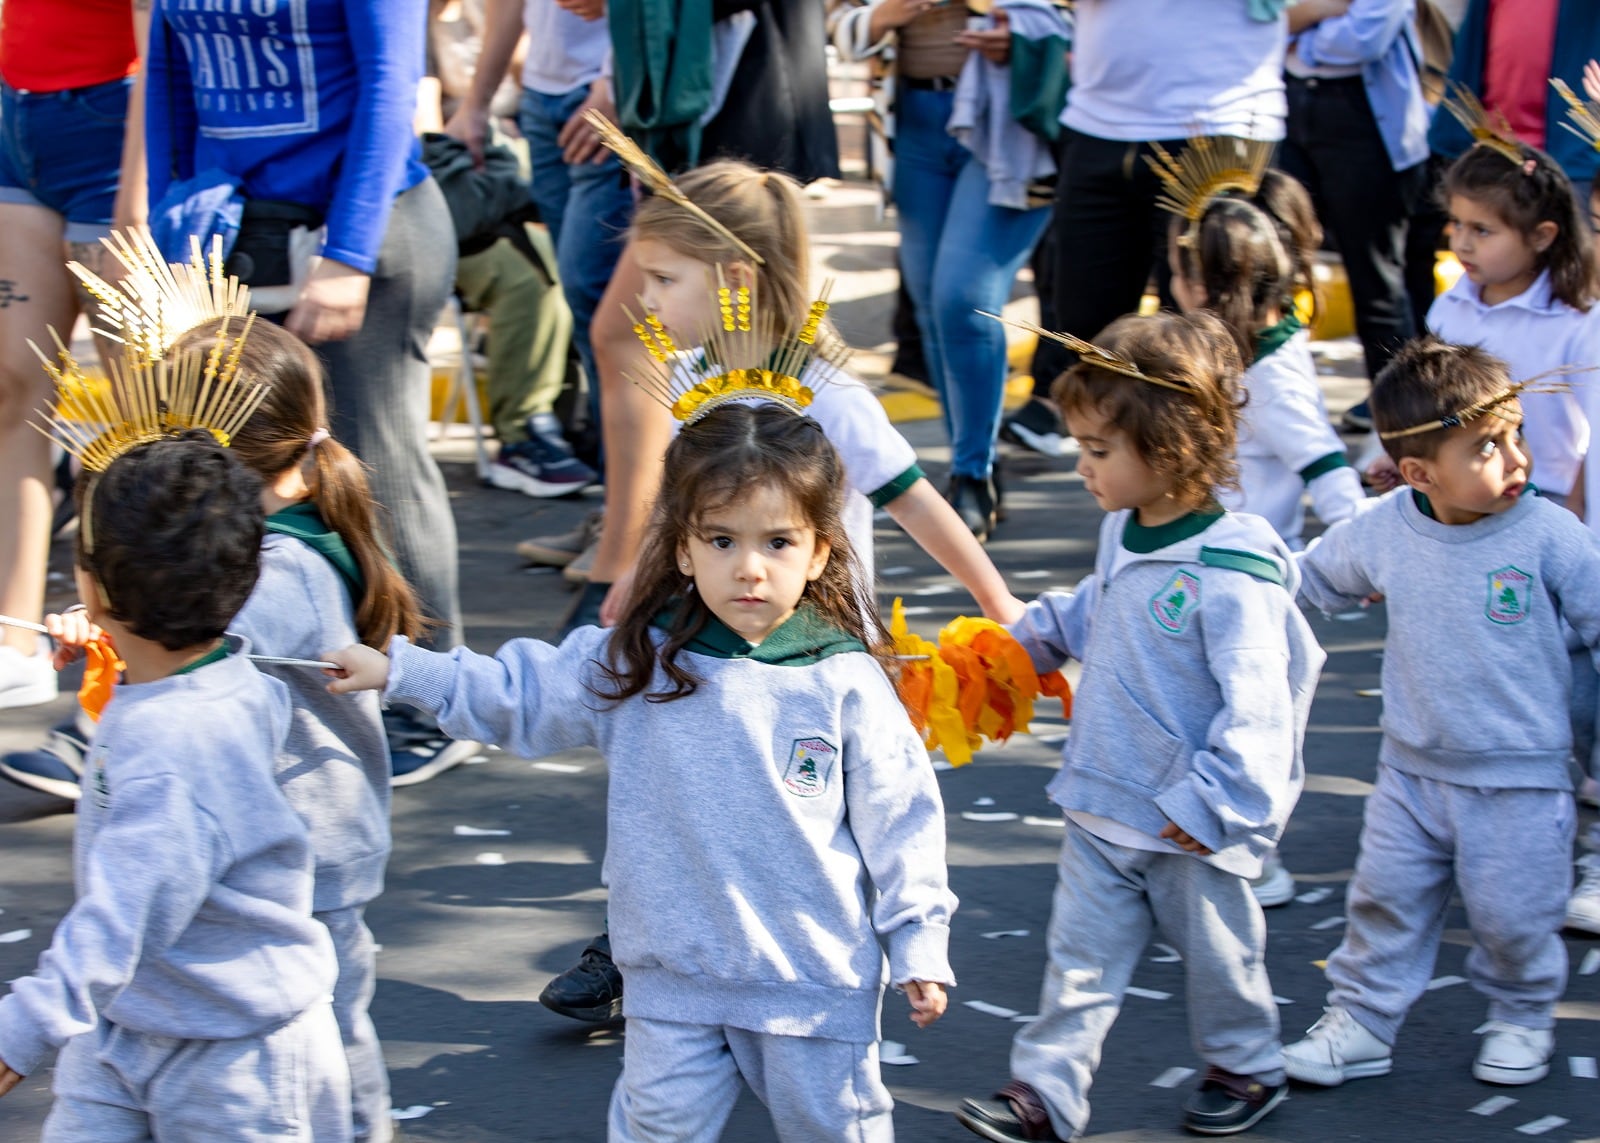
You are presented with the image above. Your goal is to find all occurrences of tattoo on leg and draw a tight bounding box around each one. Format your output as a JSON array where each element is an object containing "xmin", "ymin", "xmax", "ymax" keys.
[{"xmin": 0, "ymin": 280, "xmax": 30, "ymax": 308}]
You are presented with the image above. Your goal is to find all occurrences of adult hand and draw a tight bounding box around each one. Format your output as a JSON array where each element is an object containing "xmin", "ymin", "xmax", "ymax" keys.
[
  {"xmin": 905, "ymin": 980, "xmax": 948, "ymax": 1028},
  {"xmin": 869, "ymin": 0, "xmax": 938, "ymax": 39},
  {"xmin": 554, "ymin": 0, "xmax": 606, "ymax": 19},
  {"xmin": 0, "ymin": 1061, "xmax": 22, "ymax": 1098},
  {"xmin": 322, "ymin": 644, "xmax": 392, "ymax": 694},
  {"xmin": 954, "ymin": 10, "xmax": 1010, "ymax": 67},
  {"xmin": 1159, "ymin": 820, "xmax": 1213, "ymax": 856},
  {"xmin": 599, "ymin": 565, "xmax": 637, "ymax": 627},
  {"xmin": 442, "ymin": 101, "xmax": 491, "ymax": 168},
  {"xmin": 557, "ymin": 80, "xmax": 619, "ymax": 165},
  {"xmin": 286, "ymin": 259, "xmax": 372, "ymax": 345}
]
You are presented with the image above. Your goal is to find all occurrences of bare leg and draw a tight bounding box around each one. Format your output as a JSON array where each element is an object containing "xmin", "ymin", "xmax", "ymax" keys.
[
  {"xmin": 0, "ymin": 203, "xmax": 79, "ymax": 654},
  {"xmin": 589, "ymin": 241, "xmax": 673, "ymax": 617}
]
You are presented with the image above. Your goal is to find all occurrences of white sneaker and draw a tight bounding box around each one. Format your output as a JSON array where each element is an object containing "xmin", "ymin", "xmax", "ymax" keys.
[
  {"xmin": 1566, "ymin": 854, "xmax": 1600, "ymax": 935},
  {"xmin": 1282, "ymin": 1007, "xmax": 1393, "ymax": 1086},
  {"xmin": 0, "ymin": 639, "xmax": 57, "ymax": 710},
  {"xmin": 1250, "ymin": 850, "xmax": 1296, "ymax": 907},
  {"xmin": 1473, "ymin": 1022, "xmax": 1553, "ymax": 1085}
]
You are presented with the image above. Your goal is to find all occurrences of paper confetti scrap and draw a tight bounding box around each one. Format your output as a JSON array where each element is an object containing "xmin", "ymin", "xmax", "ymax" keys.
[
  {"xmin": 1014, "ymin": 570, "xmax": 1051, "ymax": 580},
  {"xmin": 454, "ymin": 825, "xmax": 510, "ymax": 837},
  {"xmin": 1514, "ymin": 1116, "xmax": 1569, "ymax": 1136},
  {"xmin": 1311, "ymin": 915, "xmax": 1347, "ymax": 931},
  {"xmin": 1569, "ymin": 1056, "xmax": 1598, "ymax": 1079},
  {"xmin": 390, "ymin": 1106, "xmax": 435, "ymax": 1121},
  {"xmin": 973, "ymin": 797, "xmax": 996, "ymax": 806},
  {"xmin": 962, "ymin": 811, "xmax": 1020, "ymax": 822},
  {"xmin": 474, "ymin": 852, "xmax": 507, "ymax": 866},
  {"xmin": 964, "ymin": 1000, "xmax": 1020, "ymax": 1019},
  {"xmin": 1469, "ymin": 1096, "xmax": 1517, "ymax": 1116},
  {"xmin": 1355, "ymin": 688, "xmax": 1382, "ymax": 698},
  {"xmin": 1425, "ymin": 974, "xmax": 1466, "ymax": 990},
  {"xmin": 899, "ymin": 606, "xmax": 934, "ymax": 617},
  {"xmin": 1022, "ymin": 815, "xmax": 1065, "ymax": 828},
  {"xmin": 0, "ymin": 930, "xmax": 31, "ymax": 944},
  {"xmin": 1011, "ymin": 1014, "xmax": 1039, "ymax": 1023},
  {"xmin": 982, "ymin": 930, "xmax": 1031, "ymax": 940},
  {"xmin": 1295, "ymin": 888, "xmax": 1333, "ymax": 905},
  {"xmin": 533, "ymin": 761, "xmax": 586, "ymax": 774},
  {"xmin": 1035, "ymin": 734, "xmax": 1069, "ymax": 747},
  {"xmin": 1125, "ymin": 987, "xmax": 1171, "ymax": 1001},
  {"xmin": 1580, "ymin": 948, "xmax": 1600, "ymax": 976},
  {"xmin": 1273, "ymin": 996, "xmax": 1295, "ymax": 1005},
  {"xmin": 1150, "ymin": 944, "xmax": 1182, "ymax": 964},
  {"xmin": 1150, "ymin": 1067, "xmax": 1196, "ymax": 1088},
  {"xmin": 880, "ymin": 1040, "xmax": 919, "ymax": 1065},
  {"xmin": 910, "ymin": 584, "xmax": 958, "ymax": 597}
]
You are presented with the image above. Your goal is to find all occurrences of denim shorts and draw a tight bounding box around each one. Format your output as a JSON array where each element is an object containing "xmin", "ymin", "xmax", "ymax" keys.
[{"xmin": 0, "ymin": 75, "xmax": 130, "ymax": 241}]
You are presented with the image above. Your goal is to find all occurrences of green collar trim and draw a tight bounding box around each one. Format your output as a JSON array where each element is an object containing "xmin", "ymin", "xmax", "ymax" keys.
[
  {"xmin": 265, "ymin": 502, "xmax": 364, "ymax": 600},
  {"xmin": 174, "ymin": 640, "xmax": 231, "ymax": 676},
  {"xmin": 652, "ymin": 602, "xmax": 866, "ymax": 665},
  {"xmin": 1254, "ymin": 312, "xmax": 1304, "ymax": 363},
  {"xmin": 1412, "ymin": 484, "xmax": 1538, "ymax": 522},
  {"xmin": 1123, "ymin": 506, "xmax": 1224, "ymax": 554}
]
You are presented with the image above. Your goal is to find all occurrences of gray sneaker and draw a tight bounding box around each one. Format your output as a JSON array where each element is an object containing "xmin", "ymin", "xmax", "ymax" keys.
[{"xmin": 516, "ymin": 509, "xmax": 602, "ymax": 568}]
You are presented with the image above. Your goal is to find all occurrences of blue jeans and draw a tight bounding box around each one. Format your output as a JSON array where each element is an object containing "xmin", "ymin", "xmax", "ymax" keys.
[
  {"xmin": 893, "ymin": 85, "xmax": 1050, "ymax": 479},
  {"xmin": 519, "ymin": 85, "xmax": 635, "ymax": 420},
  {"xmin": 0, "ymin": 76, "xmax": 130, "ymax": 240}
]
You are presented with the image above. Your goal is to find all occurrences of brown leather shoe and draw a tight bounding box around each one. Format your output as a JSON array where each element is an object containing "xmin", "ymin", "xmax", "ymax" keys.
[{"xmin": 955, "ymin": 1079, "xmax": 1068, "ymax": 1141}]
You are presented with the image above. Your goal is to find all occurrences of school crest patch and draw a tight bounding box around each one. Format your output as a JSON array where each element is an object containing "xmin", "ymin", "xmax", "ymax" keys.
[
  {"xmin": 1150, "ymin": 570, "xmax": 1201, "ymax": 634},
  {"xmin": 1486, "ymin": 565, "xmax": 1532, "ymax": 625},
  {"xmin": 782, "ymin": 737, "xmax": 837, "ymax": 798}
]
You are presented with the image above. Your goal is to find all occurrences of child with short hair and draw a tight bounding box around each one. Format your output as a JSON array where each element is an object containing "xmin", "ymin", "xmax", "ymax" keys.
[
  {"xmin": 956, "ymin": 311, "xmax": 1324, "ymax": 1142},
  {"xmin": 0, "ymin": 430, "xmax": 348, "ymax": 1140},
  {"xmin": 1284, "ymin": 336, "xmax": 1600, "ymax": 1089},
  {"xmin": 326, "ymin": 398, "xmax": 956, "ymax": 1141}
]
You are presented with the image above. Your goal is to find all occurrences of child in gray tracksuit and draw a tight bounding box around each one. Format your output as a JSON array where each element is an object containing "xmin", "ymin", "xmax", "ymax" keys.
[
  {"xmin": 1283, "ymin": 336, "xmax": 1600, "ymax": 1089},
  {"xmin": 957, "ymin": 312, "xmax": 1324, "ymax": 1143},
  {"xmin": 328, "ymin": 402, "xmax": 956, "ymax": 1142},
  {"xmin": 0, "ymin": 433, "xmax": 347, "ymax": 1140}
]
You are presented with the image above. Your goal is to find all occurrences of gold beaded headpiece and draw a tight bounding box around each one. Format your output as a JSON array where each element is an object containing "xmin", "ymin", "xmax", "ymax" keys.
[
  {"xmin": 1440, "ymin": 81, "xmax": 1525, "ymax": 166},
  {"xmin": 1551, "ymin": 78, "xmax": 1600, "ymax": 154},
  {"xmin": 1147, "ymin": 135, "xmax": 1274, "ymax": 246},
  {"xmin": 1377, "ymin": 368, "xmax": 1579, "ymax": 441},
  {"xmin": 628, "ymin": 274, "xmax": 848, "ymax": 423},
  {"xmin": 978, "ymin": 312, "xmax": 1196, "ymax": 395}
]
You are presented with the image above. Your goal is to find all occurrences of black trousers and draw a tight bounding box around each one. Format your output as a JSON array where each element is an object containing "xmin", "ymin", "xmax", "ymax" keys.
[{"xmin": 1280, "ymin": 74, "xmax": 1426, "ymax": 383}]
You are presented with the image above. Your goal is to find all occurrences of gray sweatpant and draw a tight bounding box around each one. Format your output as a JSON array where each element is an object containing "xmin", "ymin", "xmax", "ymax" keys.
[
  {"xmin": 607, "ymin": 1016, "xmax": 894, "ymax": 1143},
  {"xmin": 316, "ymin": 177, "xmax": 462, "ymax": 649},
  {"xmin": 42, "ymin": 1000, "xmax": 350, "ymax": 1142},
  {"xmin": 319, "ymin": 906, "xmax": 389, "ymax": 1143},
  {"xmin": 1012, "ymin": 819, "xmax": 1283, "ymax": 1141},
  {"xmin": 1326, "ymin": 764, "xmax": 1573, "ymax": 1043}
]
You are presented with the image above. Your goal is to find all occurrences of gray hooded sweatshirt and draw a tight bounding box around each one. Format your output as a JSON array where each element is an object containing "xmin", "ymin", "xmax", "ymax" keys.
[
  {"xmin": 1298, "ymin": 487, "xmax": 1600, "ymax": 790},
  {"xmin": 1009, "ymin": 508, "xmax": 1325, "ymax": 878},
  {"xmin": 0, "ymin": 650, "xmax": 336, "ymax": 1077},
  {"xmin": 382, "ymin": 606, "xmax": 957, "ymax": 1044}
]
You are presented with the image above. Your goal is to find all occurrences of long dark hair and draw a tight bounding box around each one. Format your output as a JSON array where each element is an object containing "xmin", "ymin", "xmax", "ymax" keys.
[
  {"xmin": 175, "ymin": 319, "xmax": 424, "ymax": 648},
  {"xmin": 592, "ymin": 402, "xmax": 891, "ymax": 704},
  {"xmin": 1252, "ymin": 169, "xmax": 1322, "ymax": 322},
  {"xmin": 1443, "ymin": 142, "xmax": 1597, "ymax": 312},
  {"xmin": 1172, "ymin": 196, "xmax": 1294, "ymax": 364}
]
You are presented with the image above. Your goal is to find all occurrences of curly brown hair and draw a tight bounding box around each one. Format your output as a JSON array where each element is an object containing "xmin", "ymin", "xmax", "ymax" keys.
[
  {"xmin": 1051, "ymin": 311, "xmax": 1245, "ymax": 510},
  {"xmin": 591, "ymin": 403, "xmax": 893, "ymax": 705}
]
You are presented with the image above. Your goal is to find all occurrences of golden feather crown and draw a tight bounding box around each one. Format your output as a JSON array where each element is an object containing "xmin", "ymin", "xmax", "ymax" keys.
[
  {"xmin": 1439, "ymin": 81, "xmax": 1524, "ymax": 165},
  {"xmin": 1148, "ymin": 135, "xmax": 1274, "ymax": 239},
  {"xmin": 978, "ymin": 312, "xmax": 1196, "ymax": 395},
  {"xmin": 1377, "ymin": 367, "xmax": 1580, "ymax": 440},
  {"xmin": 1551, "ymin": 78, "xmax": 1600, "ymax": 154},
  {"xmin": 628, "ymin": 276, "xmax": 848, "ymax": 424}
]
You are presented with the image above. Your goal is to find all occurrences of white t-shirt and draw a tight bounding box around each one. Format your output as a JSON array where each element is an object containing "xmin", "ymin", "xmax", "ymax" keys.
[{"xmin": 522, "ymin": 0, "xmax": 610, "ymax": 95}]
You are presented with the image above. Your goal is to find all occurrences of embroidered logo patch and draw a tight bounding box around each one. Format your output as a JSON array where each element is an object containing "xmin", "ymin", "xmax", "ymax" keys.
[
  {"xmin": 1486, "ymin": 565, "xmax": 1532, "ymax": 625},
  {"xmin": 782, "ymin": 737, "xmax": 837, "ymax": 798},
  {"xmin": 1150, "ymin": 570, "xmax": 1201, "ymax": 634}
]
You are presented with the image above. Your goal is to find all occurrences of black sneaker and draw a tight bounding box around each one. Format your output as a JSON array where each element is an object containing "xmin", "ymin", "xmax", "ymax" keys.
[
  {"xmin": 1001, "ymin": 399, "xmax": 1073, "ymax": 459},
  {"xmin": 1180, "ymin": 1066, "xmax": 1287, "ymax": 1135},
  {"xmin": 485, "ymin": 413, "xmax": 597, "ymax": 499},
  {"xmin": 956, "ymin": 1080, "xmax": 1066, "ymax": 1142},
  {"xmin": 946, "ymin": 473, "xmax": 998, "ymax": 542},
  {"xmin": 0, "ymin": 715, "xmax": 92, "ymax": 801},
  {"xmin": 1340, "ymin": 400, "xmax": 1373, "ymax": 433},
  {"xmin": 539, "ymin": 932, "xmax": 624, "ymax": 1022},
  {"xmin": 386, "ymin": 707, "xmax": 481, "ymax": 788}
]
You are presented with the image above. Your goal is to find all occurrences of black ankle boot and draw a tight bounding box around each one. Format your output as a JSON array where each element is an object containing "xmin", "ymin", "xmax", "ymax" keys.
[
  {"xmin": 945, "ymin": 473, "xmax": 998, "ymax": 542},
  {"xmin": 539, "ymin": 932, "xmax": 624, "ymax": 1022},
  {"xmin": 991, "ymin": 457, "xmax": 1008, "ymax": 523}
]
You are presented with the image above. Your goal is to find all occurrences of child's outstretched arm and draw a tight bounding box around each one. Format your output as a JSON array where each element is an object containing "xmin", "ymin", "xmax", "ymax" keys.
[
  {"xmin": 324, "ymin": 633, "xmax": 602, "ymax": 759},
  {"xmin": 1295, "ymin": 511, "xmax": 1380, "ymax": 613},
  {"xmin": 882, "ymin": 478, "xmax": 1025, "ymax": 622}
]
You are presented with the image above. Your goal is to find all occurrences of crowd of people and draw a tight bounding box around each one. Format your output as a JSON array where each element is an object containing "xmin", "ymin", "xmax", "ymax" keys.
[{"xmin": 0, "ymin": 0, "xmax": 1598, "ymax": 1140}]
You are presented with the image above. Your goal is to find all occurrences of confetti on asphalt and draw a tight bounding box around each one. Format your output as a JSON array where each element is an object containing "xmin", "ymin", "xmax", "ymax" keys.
[
  {"xmin": 881, "ymin": 567, "xmax": 913, "ymax": 576},
  {"xmin": 390, "ymin": 1106, "xmax": 435, "ymax": 1121},
  {"xmin": 1581, "ymin": 948, "xmax": 1600, "ymax": 976},
  {"xmin": 1295, "ymin": 888, "xmax": 1333, "ymax": 905},
  {"xmin": 454, "ymin": 825, "xmax": 510, "ymax": 837},
  {"xmin": 1312, "ymin": 959, "xmax": 1328, "ymax": 969},
  {"xmin": 909, "ymin": 584, "xmax": 958, "ymax": 596},
  {"xmin": 1355, "ymin": 689, "xmax": 1382, "ymax": 698},
  {"xmin": 900, "ymin": 606, "xmax": 934, "ymax": 617},
  {"xmin": 1150, "ymin": 1067, "xmax": 1195, "ymax": 1088},
  {"xmin": 1311, "ymin": 916, "xmax": 1347, "ymax": 931},
  {"xmin": 973, "ymin": 797, "xmax": 996, "ymax": 806},
  {"xmin": 474, "ymin": 853, "xmax": 507, "ymax": 866},
  {"xmin": 1150, "ymin": 944, "xmax": 1181, "ymax": 963},
  {"xmin": 533, "ymin": 761, "xmax": 586, "ymax": 774},
  {"xmin": 1569, "ymin": 1056, "xmax": 1597, "ymax": 1079},
  {"xmin": 1469, "ymin": 1096, "xmax": 1516, "ymax": 1116},
  {"xmin": 981, "ymin": 930, "xmax": 1031, "ymax": 940},
  {"xmin": 1273, "ymin": 996, "xmax": 1295, "ymax": 1005},
  {"xmin": 1333, "ymin": 610, "xmax": 1367, "ymax": 621},
  {"xmin": 1425, "ymin": 974, "xmax": 1466, "ymax": 990},
  {"xmin": 1035, "ymin": 734, "xmax": 1069, "ymax": 747},
  {"xmin": 1014, "ymin": 570, "xmax": 1050, "ymax": 580},
  {"xmin": 1022, "ymin": 815, "xmax": 1065, "ymax": 828},
  {"xmin": 880, "ymin": 1040, "xmax": 919, "ymax": 1065},
  {"xmin": 962, "ymin": 811, "xmax": 1020, "ymax": 822},
  {"xmin": 1011, "ymin": 1013, "xmax": 1039, "ymax": 1023},
  {"xmin": 932, "ymin": 759, "xmax": 955, "ymax": 771},
  {"xmin": 0, "ymin": 930, "xmax": 31, "ymax": 944},
  {"xmin": 464, "ymin": 754, "xmax": 490, "ymax": 765},
  {"xmin": 1514, "ymin": 1116, "xmax": 1569, "ymax": 1136},
  {"xmin": 964, "ymin": 1000, "xmax": 1020, "ymax": 1018},
  {"xmin": 1124, "ymin": 987, "xmax": 1171, "ymax": 1001}
]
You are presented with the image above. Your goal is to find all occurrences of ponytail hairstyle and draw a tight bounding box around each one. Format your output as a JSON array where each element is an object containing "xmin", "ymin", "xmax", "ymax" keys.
[
  {"xmin": 1170, "ymin": 196, "xmax": 1295, "ymax": 365},
  {"xmin": 630, "ymin": 160, "xmax": 812, "ymax": 330},
  {"xmin": 173, "ymin": 319, "xmax": 424, "ymax": 648},
  {"xmin": 1443, "ymin": 142, "xmax": 1597, "ymax": 312},
  {"xmin": 1251, "ymin": 168, "xmax": 1322, "ymax": 323},
  {"xmin": 592, "ymin": 402, "xmax": 891, "ymax": 705}
]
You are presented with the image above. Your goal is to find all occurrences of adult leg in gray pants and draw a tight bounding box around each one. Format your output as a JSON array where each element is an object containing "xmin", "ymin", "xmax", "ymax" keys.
[{"xmin": 316, "ymin": 177, "xmax": 462, "ymax": 650}]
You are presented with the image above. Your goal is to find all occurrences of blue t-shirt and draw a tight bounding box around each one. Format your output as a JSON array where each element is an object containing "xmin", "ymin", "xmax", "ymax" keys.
[{"xmin": 147, "ymin": 0, "xmax": 430, "ymax": 274}]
